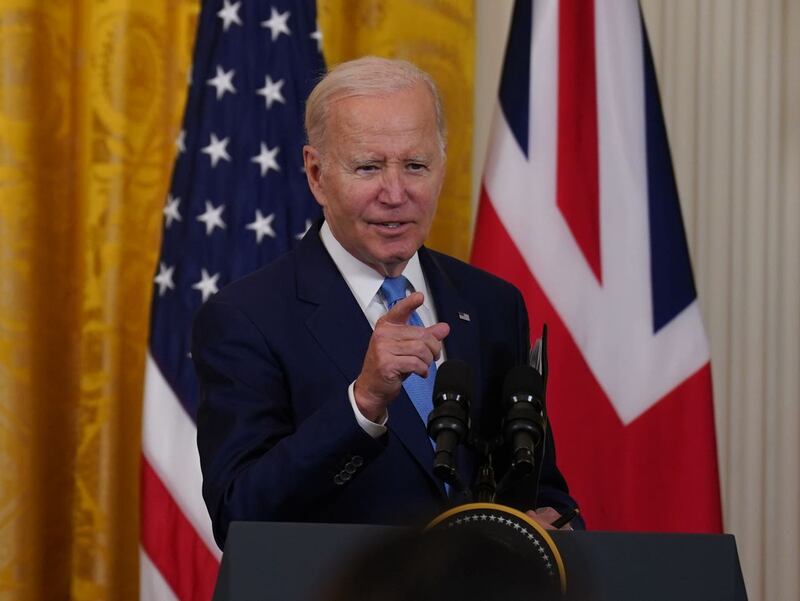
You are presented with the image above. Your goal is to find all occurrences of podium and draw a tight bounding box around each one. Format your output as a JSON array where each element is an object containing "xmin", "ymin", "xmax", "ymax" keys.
[{"xmin": 212, "ymin": 521, "xmax": 747, "ymax": 601}]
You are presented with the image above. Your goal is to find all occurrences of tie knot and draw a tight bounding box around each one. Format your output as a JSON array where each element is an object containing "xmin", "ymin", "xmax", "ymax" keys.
[{"xmin": 379, "ymin": 276, "xmax": 411, "ymax": 307}]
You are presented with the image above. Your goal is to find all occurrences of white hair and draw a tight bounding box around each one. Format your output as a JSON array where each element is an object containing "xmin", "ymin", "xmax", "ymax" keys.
[{"xmin": 304, "ymin": 56, "xmax": 447, "ymax": 154}]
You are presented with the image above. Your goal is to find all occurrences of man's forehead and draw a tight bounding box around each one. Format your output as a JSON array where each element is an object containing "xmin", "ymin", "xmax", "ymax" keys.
[
  {"xmin": 337, "ymin": 128, "xmax": 440, "ymax": 159},
  {"xmin": 333, "ymin": 99, "xmax": 437, "ymax": 135},
  {"xmin": 330, "ymin": 85, "xmax": 435, "ymax": 120}
]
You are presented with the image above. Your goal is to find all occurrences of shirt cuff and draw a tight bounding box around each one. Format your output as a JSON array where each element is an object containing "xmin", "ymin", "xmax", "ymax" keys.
[{"xmin": 348, "ymin": 380, "xmax": 388, "ymax": 438}]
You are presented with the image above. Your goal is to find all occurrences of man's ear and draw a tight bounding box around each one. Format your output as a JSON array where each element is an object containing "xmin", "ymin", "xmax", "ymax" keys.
[{"xmin": 303, "ymin": 145, "xmax": 326, "ymax": 208}]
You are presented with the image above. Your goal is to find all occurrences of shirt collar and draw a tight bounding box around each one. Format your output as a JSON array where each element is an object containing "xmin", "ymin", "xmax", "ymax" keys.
[{"xmin": 320, "ymin": 221, "xmax": 428, "ymax": 312}]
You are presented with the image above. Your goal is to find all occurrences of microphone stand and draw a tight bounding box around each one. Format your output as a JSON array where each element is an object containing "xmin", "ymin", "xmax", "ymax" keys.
[
  {"xmin": 471, "ymin": 437, "xmax": 496, "ymax": 503},
  {"xmin": 451, "ymin": 429, "xmax": 543, "ymax": 504}
]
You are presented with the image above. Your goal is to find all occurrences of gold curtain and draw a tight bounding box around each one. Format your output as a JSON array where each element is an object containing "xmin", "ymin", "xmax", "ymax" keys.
[
  {"xmin": 0, "ymin": 1, "xmax": 197, "ymax": 599},
  {"xmin": 0, "ymin": 1, "xmax": 473, "ymax": 599},
  {"xmin": 318, "ymin": 0, "xmax": 475, "ymax": 261}
]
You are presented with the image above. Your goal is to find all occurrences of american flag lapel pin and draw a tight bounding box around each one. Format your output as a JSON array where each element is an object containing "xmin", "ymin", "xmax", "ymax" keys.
[{"xmin": 458, "ymin": 311, "xmax": 471, "ymax": 322}]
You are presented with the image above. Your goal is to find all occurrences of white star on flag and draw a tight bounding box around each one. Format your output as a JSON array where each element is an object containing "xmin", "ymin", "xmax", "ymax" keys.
[
  {"xmin": 163, "ymin": 194, "xmax": 182, "ymax": 228},
  {"xmin": 192, "ymin": 268, "xmax": 220, "ymax": 302},
  {"xmin": 295, "ymin": 219, "xmax": 313, "ymax": 240},
  {"xmin": 256, "ymin": 75, "xmax": 286, "ymax": 109},
  {"xmin": 153, "ymin": 263, "xmax": 176, "ymax": 296},
  {"xmin": 217, "ymin": 0, "xmax": 242, "ymax": 31},
  {"xmin": 310, "ymin": 27, "xmax": 322, "ymax": 52},
  {"xmin": 197, "ymin": 200, "xmax": 227, "ymax": 235},
  {"xmin": 261, "ymin": 7, "xmax": 291, "ymax": 41},
  {"xmin": 246, "ymin": 210, "xmax": 276, "ymax": 243},
  {"xmin": 251, "ymin": 142, "xmax": 281, "ymax": 176},
  {"xmin": 207, "ymin": 65, "xmax": 237, "ymax": 100},
  {"xmin": 176, "ymin": 129, "xmax": 186, "ymax": 154},
  {"xmin": 201, "ymin": 133, "xmax": 231, "ymax": 167}
]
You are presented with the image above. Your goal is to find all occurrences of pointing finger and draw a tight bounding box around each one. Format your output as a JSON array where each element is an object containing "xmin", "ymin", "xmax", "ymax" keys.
[{"xmin": 382, "ymin": 291, "xmax": 425, "ymax": 325}]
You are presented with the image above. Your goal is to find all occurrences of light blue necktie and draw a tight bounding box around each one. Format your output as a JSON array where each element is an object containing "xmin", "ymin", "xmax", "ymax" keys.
[{"xmin": 379, "ymin": 276, "xmax": 437, "ymax": 429}]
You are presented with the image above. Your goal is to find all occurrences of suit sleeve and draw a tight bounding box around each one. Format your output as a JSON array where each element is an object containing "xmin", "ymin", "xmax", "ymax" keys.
[{"xmin": 192, "ymin": 298, "xmax": 385, "ymax": 548}]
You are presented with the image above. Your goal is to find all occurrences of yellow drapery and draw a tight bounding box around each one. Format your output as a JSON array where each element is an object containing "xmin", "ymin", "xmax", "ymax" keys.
[
  {"xmin": 318, "ymin": 0, "xmax": 475, "ymax": 261},
  {"xmin": 0, "ymin": 1, "xmax": 474, "ymax": 599},
  {"xmin": 0, "ymin": 1, "xmax": 197, "ymax": 598}
]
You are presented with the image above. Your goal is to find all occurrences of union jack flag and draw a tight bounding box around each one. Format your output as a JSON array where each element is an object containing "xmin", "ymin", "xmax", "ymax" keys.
[
  {"xmin": 140, "ymin": 1, "xmax": 324, "ymax": 599},
  {"xmin": 472, "ymin": 0, "xmax": 722, "ymax": 532}
]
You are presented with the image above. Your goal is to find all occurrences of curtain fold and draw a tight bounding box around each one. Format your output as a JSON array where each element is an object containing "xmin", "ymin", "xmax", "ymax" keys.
[
  {"xmin": 0, "ymin": 1, "xmax": 197, "ymax": 599},
  {"xmin": 640, "ymin": 2, "xmax": 800, "ymax": 600}
]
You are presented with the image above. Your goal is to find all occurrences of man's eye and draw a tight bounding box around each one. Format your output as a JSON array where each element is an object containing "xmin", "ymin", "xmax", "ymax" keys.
[
  {"xmin": 355, "ymin": 164, "xmax": 378, "ymax": 174},
  {"xmin": 407, "ymin": 163, "xmax": 427, "ymax": 172}
]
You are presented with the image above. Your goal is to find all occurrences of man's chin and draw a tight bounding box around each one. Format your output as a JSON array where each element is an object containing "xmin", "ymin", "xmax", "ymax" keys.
[{"xmin": 368, "ymin": 249, "xmax": 418, "ymax": 277}]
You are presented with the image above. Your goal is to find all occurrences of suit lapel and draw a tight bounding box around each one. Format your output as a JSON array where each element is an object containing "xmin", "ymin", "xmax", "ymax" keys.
[
  {"xmin": 380, "ymin": 244, "xmax": 492, "ymax": 497},
  {"xmin": 419, "ymin": 248, "xmax": 483, "ymax": 497},
  {"xmin": 420, "ymin": 248, "xmax": 483, "ymax": 416},
  {"xmin": 296, "ymin": 227, "xmax": 373, "ymax": 385}
]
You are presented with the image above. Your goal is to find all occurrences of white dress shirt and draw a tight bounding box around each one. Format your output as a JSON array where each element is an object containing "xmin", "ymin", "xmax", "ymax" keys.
[{"xmin": 319, "ymin": 222, "xmax": 444, "ymax": 438}]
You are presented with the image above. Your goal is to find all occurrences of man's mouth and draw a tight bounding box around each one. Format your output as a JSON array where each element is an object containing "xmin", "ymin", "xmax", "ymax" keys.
[{"xmin": 371, "ymin": 221, "xmax": 410, "ymax": 230}]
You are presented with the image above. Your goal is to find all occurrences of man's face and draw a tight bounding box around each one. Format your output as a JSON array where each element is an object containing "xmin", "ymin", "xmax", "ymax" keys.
[{"xmin": 304, "ymin": 82, "xmax": 446, "ymax": 277}]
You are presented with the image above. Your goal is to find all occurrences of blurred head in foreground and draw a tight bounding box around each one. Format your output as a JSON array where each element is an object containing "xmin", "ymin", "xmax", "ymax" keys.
[{"xmin": 320, "ymin": 527, "xmax": 560, "ymax": 601}]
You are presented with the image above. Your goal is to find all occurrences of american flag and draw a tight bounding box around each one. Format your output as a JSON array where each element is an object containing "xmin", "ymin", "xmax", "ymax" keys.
[
  {"xmin": 140, "ymin": 1, "xmax": 324, "ymax": 599},
  {"xmin": 472, "ymin": 0, "xmax": 722, "ymax": 532}
]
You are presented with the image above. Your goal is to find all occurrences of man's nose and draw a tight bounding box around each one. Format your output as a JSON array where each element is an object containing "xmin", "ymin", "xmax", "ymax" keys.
[{"xmin": 379, "ymin": 166, "xmax": 407, "ymax": 205}]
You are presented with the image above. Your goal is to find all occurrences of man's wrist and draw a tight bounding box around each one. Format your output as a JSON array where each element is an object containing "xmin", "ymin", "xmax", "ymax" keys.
[
  {"xmin": 352, "ymin": 379, "xmax": 385, "ymax": 422},
  {"xmin": 348, "ymin": 381, "xmax": 387, "ymax": 438}
]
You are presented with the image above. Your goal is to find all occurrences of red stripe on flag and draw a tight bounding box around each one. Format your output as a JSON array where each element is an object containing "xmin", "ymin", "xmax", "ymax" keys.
[
  {"xmin": 472, "ymin": 190, "xmax": 722, "ymax": 532},
  {"xmin": 141, "ymin": 458, "xmax": 220, "ymax": 601},
  {"xmin": 557, "ymin": 0, "xmax": 602, "ymax": 282}
]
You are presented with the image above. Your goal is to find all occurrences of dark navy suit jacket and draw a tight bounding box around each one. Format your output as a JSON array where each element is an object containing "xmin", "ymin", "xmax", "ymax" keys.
[{"xmin": 193, "ymin": 223, "xmax": 579, "ymax": 547}]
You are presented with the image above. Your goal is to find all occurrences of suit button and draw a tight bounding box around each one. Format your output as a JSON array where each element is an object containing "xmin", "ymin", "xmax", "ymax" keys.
[
  {"xmin": 351, "ymin": 455, "xmax": 364, "ymax": 467},
  {"xmin": 340, "ymin": 471, "xmax": 352, "ymax": 482},
  {"xmin": 334, "ymin": 474, "xmax": 344, "ymax": 486},
  {"xmin": 345, "ymin": 463, "xmax": 357, "ymax": 474}
]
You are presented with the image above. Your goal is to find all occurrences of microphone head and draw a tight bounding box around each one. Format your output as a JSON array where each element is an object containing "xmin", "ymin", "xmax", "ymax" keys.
[
  {"xmin": 433, "ymin": 359, "xmax": 473, "ymax": 406},
  {"xmin": 502, "ymin": 365, "xmax": 544, "ymax": 409}
]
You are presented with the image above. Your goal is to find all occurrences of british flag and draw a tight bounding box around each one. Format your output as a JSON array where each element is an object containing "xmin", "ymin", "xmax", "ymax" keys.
[
  {"xmin": 140, "ymin": 1, "xmax": 324, "ymax": 599},
  {"xmin": 472, "ymin": 0, "xmax": 722, "ymax": 532}
]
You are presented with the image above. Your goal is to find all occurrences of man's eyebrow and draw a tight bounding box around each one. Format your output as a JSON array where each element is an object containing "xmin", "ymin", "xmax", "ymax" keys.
[
  {"xmin": 350, "ymin": 154, "xmax": 383, "ymax": 163},
  {"xmin": 348, "ymin": 153, "xmax": 434, "ymax": 164}
]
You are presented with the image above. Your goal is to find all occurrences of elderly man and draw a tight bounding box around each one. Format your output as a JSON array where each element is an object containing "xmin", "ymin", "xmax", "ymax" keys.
[{"xmin": 193, "ymin": 57, "xmax": 580, "ymax": 548}]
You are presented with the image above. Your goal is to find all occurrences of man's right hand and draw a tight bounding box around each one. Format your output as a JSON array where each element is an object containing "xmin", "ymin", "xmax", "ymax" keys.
[{"xmin": 354, "ymin": 291, "xmax": 450, "ymax": 422}]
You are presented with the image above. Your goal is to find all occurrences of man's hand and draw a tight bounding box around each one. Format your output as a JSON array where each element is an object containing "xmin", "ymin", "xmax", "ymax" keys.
[
  {"xmin": 354, "ymin": 291, "xmax": 450, "ymax": 422},
  {"xmin": 526, "ymin": 507, "xmax": 574, "ymax": 531}
]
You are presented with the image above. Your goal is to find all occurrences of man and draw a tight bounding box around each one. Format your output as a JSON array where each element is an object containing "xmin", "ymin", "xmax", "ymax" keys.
[{"xmin": 193, "ymin": 57, "xmax": 580, "ymax": 549}]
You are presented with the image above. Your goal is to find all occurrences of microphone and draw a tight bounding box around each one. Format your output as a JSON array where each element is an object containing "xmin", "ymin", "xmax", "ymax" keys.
[
  {"xmin": 501, "ymin": 365, "xmax": 546, "ymax": 474},
  {"xmin": 427, "ymin": 359, "xmax": 472, "ymax": 485}
]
